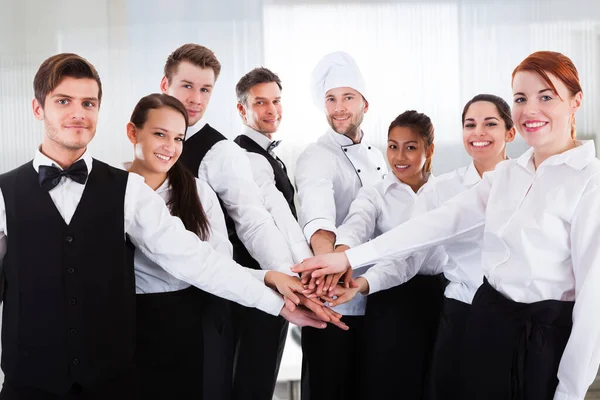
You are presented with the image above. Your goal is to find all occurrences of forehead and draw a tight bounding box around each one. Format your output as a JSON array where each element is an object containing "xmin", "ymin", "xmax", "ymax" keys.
[
  {"xmin": 512, "ymin": 70, "xmax": 565, "ymax": 94},
  {"xmin": 49, "ymin": 77, "xmax": 99, "ymax": 99},
  {"xmin": 248, "ymin": 81, "xmax": 281, "ymax": 97},
  {"xmin": 171, "ymin": 61, "xmax": 215, "ymax": 84},
  {"xmin": 389, "ymin": 126, "xmax": 421, "ymax": 141},
  {"xmin": 325, "ymin": 86, "xmax": 360, "ymax": 98},
  {"xmin": 465, "ymin": 101, "xmax": 500, "ymax": 118},
  {"xmin": 144, "ymin": 107, "xmax": 187, "ymax": 134}
]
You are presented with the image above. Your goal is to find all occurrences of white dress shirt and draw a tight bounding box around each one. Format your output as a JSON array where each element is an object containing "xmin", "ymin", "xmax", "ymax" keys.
[
  {"xmin": 0, "ymin": 149, "xmax": 284, "ymax": 316},
  {"xmin": 239, "ymin": 126, "xmax": 313, "ymax": 264},
  {"xmin": 295, "ymin": 129, "xmax": 388, "ymax": 240},
  {"xmin": 415, "ymin": 162, "xmax": 485, "ymax": 304},
  {"xmin": 134, "ymin": 177, "xmax": 239, "ymax": 294},
  {"xmin": 345, "ymin": 140, "xmax": 600, "ymax": 400},
  {"xmin": 335, "ymin": 173, "xmax": 447, "ymax": 313},
  {"xmin": 186, "ymin": 120, "xmax": 295, "ymax": 274},
  {"xmin": 295, "ymin": 128, "xmax": 387, "ymax": 315}
]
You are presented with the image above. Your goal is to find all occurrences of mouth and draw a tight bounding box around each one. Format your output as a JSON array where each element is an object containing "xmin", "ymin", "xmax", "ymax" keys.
[
  {"xmin": 333, "ymin": 116, "xmax": 350, "ymax": 121},
  {"xmin": 187, "ymin": 109, "xmax": 201, "ymax": 116},
  {"xmin": 394, "ymin": 164, "xmax": 410, "ymax": 171},
  {"xmin": 263, "ymin": 119, "xmax": 278, "ymax": 124},
  {"xmin": 154, "ymin": 153, "xmax": 173, "ymax": 162},
  {"xmin": 64, "ymin": 125, "xmax": 88, "ymax": 129},
  {"xmin": 523, "ymin": 120, "xmax": 548, "ymax": 132},
  {"xmin": 470, "ymin": 141, "xmax": 492, "ymax": 148}
]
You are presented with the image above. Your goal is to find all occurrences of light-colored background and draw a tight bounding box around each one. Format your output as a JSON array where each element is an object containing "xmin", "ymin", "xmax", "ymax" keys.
[{"xmin": 2, "ymin": 0, "xmax": 600, "ymax": 398}]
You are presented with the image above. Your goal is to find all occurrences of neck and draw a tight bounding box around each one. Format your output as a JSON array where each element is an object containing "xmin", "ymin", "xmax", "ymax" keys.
[
  {"xmin": 401, "ymin": 171, "xmax": 428, "ymax": 193},
  {"xmin": 246, "ymin": 123, "xmax": 273, "ymax": 140},
  {"xmin": 533, "ymin": 137, "xmax": 576, "ymax": 169},
  {"xmin": 345, "ymin": 128, "xmax": 362, "ymax": 144},
  {"xmin": 473, "ymin": 152, "xmax": 506, "ymax": 177},
  {"xmin": 40, "ymin": 141, "xmax": 86, "ymax": 169},
  {"xmin": 127, "ymin": 160, "xmax": 167, "ymax": 191}
]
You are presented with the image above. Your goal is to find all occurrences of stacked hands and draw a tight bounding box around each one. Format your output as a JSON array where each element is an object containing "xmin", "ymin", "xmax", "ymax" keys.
[{"xmin": 265, "ymin": 250, "xmax": 367, "ymax": 331}]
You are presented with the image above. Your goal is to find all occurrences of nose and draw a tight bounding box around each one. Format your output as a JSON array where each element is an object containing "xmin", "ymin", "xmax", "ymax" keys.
[
  {"xmin": 334, "ymin": 100, "xmax": 346, "ymax": 113},
  {"xmin": 266, "ymin": 102, "xmax": 276, "ymax": 115},
  {"xmin": 70, "ymin": 103, "xmax": 87, "ymax": 119},
  {"xmin": 523, "ymin": 99, "xmax": 539, "ymax": 116},
  {"xmin": 189, "ymin": 90, "xmax": 203, "ymax": 105}
]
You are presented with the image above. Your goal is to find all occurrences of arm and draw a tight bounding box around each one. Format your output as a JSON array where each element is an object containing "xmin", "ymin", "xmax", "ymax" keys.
[
  {"xmin": 292, "ymin": 174, "xmax": 492, "ymax": 276},
  {"xmin": 203, "ymin": 141, "xmax": 295, "ymax": 273},
  {"xmin": 195, "ymin": 178, "xmax": 233, "ymax": 257},
  {"xmin": 335, "ymin": 186, "xmax": 380, "ymax": 248},
  {"xmin": 248, "ymin": 153, "xmax": 313, "ymax": 263},
  {"xmin": 554, "ymin": 179, "xmax": 600, "ymax": 400}
]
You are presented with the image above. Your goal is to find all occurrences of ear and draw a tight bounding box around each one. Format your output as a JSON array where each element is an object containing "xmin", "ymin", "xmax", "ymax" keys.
[
  {"xmin": 237, "ymin": 102, "xmax": 247, "ymax": 121},
  {"xmin": 571, "ymin": 91, "xmax": 582, "ymax": 113},
  {"xmin": 427, "ymin": 142, "xmax": 435, "ymax": 159},
  {"xmin": 126, "ymin": 122, "xmax": 138, "ymax": 144},
  {"xmin": 159, "ymin": 76, "xmax": 169, "ymax": 94},
  {"xmin": 32, "ymin": 98, "xmax": 44, "ymax": 121},
  {"xmin": 505, "ymin": 127, "xmax": 516, "ymax": 143},
  {"xmin": 362, "ymin": 97, "xmax": 369, "ymax": 114}
]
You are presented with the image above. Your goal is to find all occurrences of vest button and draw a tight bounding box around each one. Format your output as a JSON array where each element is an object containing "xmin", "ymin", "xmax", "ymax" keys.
[
  {"xmin": 67, "ymin": 268, "xmax": 75, "ymax": 274},
  {"xmin": 65, "ymin": 236, "xmax": 73, "ymax": 243},
  {"xmin": 69, "ymin": 298, "xmax": 77, "ymax": 305},
  {"xmin": 70, "ymin": 328, "xmax": 78, "ymax": 335},
  {"xmin": 72, "ymin": 358, "xmax": 79, "ymax": 365}
]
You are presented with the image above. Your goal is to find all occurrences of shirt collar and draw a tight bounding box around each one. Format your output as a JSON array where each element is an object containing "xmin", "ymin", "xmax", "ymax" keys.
[
  {"xmin": 327, "ymin": 128, "xmax": 363, "ymax": 147},
  {"xmin": 241, "ymin": 125, "xmax": 274, "ymax": 151},
  {"xmin": 155, "ymin": 177, "xmax": 171, "ymax": 194},
  {"xmin": 381, "ymin": 172, "xmax": 434, "ymax": 195},
  {"xmin": 517, "ymin": 140, "xmax": 596, "ymax": 171},
  {"xmin": 463, "ymin": 161, "xmax": 482, "ymax": 186},
  {"xmin": 33, "ymin": 146, "xmax": 93, "ymax": 174},
  {"xmin": 185, "ymin": 119, "xmax": 208, "ymax": 141}
]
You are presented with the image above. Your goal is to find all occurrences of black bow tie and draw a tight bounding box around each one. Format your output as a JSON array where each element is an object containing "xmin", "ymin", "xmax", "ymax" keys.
[
  {"xmin": 267, "ymin": 140, "xmax": 282, "ymax": 154},
  {"xmin": 38, "ymin": 159, "xmax": 89, "ymax": 191}
]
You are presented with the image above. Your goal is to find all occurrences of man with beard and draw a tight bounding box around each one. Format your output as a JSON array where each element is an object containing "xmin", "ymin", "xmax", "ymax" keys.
[{"xmin": 295, "ymin": 51, "xmax": 387, "ymax": 400}]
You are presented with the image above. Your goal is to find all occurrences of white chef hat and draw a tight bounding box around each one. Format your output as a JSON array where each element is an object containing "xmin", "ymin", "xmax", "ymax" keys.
[{"xmin": 311, "ymin": 51, "xmax": 368, "ymax": 111}]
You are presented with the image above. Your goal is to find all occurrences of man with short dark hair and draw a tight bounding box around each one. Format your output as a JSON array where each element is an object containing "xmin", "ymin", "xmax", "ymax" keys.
[{"xmin": 232, "ymin": 67, "xmax": 315, "ymax": 399}]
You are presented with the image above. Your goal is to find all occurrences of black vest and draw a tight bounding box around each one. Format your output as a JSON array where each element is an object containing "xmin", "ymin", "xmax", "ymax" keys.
[
  {"xmin": 0, "ymin": 160, "xmax": 135, "ymax": 394},
  {"xmin": 234, "ymin": 134, "xmax": 297, "ymax": 218},
  {"xmin": 179, "ymin": 124, "xmax": 259, "ymax": 269}
]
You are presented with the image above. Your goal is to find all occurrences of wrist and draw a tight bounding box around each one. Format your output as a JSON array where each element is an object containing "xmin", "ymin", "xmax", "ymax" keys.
[{"xmin": 356, "ymin": 277, "xmax": 370, "ymax": 295}]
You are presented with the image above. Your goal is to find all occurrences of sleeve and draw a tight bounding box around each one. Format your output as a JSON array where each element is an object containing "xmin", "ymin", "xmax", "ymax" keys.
[
  {"xmin": 554, "ymin": 178, "xmax": 600, "ymax": 400},
  {"xmin": 123, "ymin": 173, "xmax": 285, "ymax": 316},
  {"xmin": 295, "ymin": 145, "xmax": 339, "ymax": 240},
  {"xmin": 335, "ymin": 186, "xmax": 380, "ymax": 248},
  {"xmin": 248, "ymin": 152, "xmax": 313, "ymax": 264},
  {"xmin": 345, "ymin": 173, "xmax": 492, "ymax": 268},
  {"xmin": 202, "ymin": 141, "xmax": 295, "ymax": 273},
  {"xmin": 0, "ymin": 189, "xmax": 6, "ymax": 272},
  {"xmin": 195, "ymin": 178, "xmax": 233, "ymax": 257},
  {"xmin": 362, "ymin": 246, "xmax": 448, "ymax": 294}
]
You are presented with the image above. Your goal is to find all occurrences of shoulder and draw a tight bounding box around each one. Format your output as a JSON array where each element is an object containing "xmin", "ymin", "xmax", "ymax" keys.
[{"xmin": 0, "ymin": 161, "xmax": 33, "ymax": 183}]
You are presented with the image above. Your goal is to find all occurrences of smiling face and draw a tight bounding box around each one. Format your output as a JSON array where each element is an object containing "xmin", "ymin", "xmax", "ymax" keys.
[
  {"xmin": 324, "ymin": 87, "xmax": 368, "ymax": 138},
  {"xmin": 462, "ymin": 101, "xmax": 515, "ymax": 166},
  {"xmin": 161, "ymin": 61, "xmax": 215, "ymax": 126},
  {"xmin": 33, "ymin": 77, "xmax": 100, "ymax": 152},
  {"xmin": 512, "ymin": 70, "xmax": 581, "ymax": 153},
  {"xmin": 238, "ymin": 81, "xmax": 282, "ymax": 135},
  {"xmin": 387, "ymin": 126, "xmax": 430, "ymax": 187},
  {"xmin": 127, "ymin": 107, "xmax": 187, "ymax": 175}
]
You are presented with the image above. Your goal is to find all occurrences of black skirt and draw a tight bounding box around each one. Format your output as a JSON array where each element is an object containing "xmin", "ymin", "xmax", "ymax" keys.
[
  {"xmin": 135, "ymin": 286, "xmax": 204, "ymax": 400},
  {"xmin": 362, "ymin": 273, "xmax": 446, "ymax": 400},
  {"xmin": 460, "ymin": 279, "xmax": 574, "ymax": 400},
  {"xmin": 427, "ymin": 296, "xmax": 470, "ymax": 400}
]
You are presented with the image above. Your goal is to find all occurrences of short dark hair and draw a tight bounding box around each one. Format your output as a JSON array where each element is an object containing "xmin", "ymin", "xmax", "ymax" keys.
[
  {"xmin": 33, "ymin": 53, "xmax": 102, "ymax": 108},
  {"xmin": 235, "ymin": 67, "xmax": 282, "ymax": 105},
  {"xmin": 164, "ymin": 44, "xmax": 221, "ymax": 83},
  {"xmin": 461, "ymin": 94, "xmax": 514, "ymax": 130}
]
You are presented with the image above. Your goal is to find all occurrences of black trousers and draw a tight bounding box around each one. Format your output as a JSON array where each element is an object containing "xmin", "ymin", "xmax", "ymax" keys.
[
  {"xmin": 231, "ymin": 303, "xmax": 288, "ymax": 400},
  {"xmin": 427, "ymin": 297, "xmax": 470, "ymax": 400},
  {"xmin": 198, "ymin": 291, "xmax": 236, "ymax": 400},
  {"xmin": 135, "ymin": 286, "xmax": 204, "ymax": 400},
  {"xmin": 301, "ymin": 316, "xmax": 366, "ymax": 400},
  {"xmin": 0, "ymin": 370, "xmax": 137, "ymax": 400},
  {"xmin": 362, "ymin": 273, "xmax": 445, "ymax": 400},
  {"xmin": 461, "ymin": 279, "xmax": 574, "ymax": 400}
]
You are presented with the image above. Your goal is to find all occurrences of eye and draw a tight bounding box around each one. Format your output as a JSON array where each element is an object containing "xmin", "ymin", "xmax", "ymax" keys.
[
  {"xmin": 406, "ymin": 145, "xmax": 417, "ymax": 151},
  {"xmin": 83, "ymin": 101, "xmax": 96, "ymax": 108},
  {"xmin": 325, "ymin": 97, "xmax": 334, "ymax": 102},
  {"xmin": 345, "ymin": 96, "xmax": 354, "ymax": 101},
  {"xmin": 256, "ymin": 101, "xmax": 264, "ymax": 105},
  {"xmin": 57, "ymin": 99, "xmax": 69, "ymax": 105},
  {"xmin": 154, "ymin": 132, "xmax": 165, "ymax": 137},
  {"xmin": 273, "ymin": 100, "xmax": 281, "ymax": 104},
  {"xmin": 485, "ymin": 122, "xmax": 497, "ymax": 127},
  {"xmin": 514, "ymin": 97, "xmax": 526, "ymax": 104},
  {"xmin": 541, "ymin": 95, "xmax": 553, "ymax": 101},
  {"xmin": 183, "ymin": 84, "xmax": 192, "ymax": 89},
  {"xmin": 201, "ymin": 88, "xmax": 210, "ymax": 93},
  {"xmin": 464, "ymin": 123, "xmax": 475, "ymax": 128},
  {"xmin": 175, "ymin": 137, "xmax": 184, "ymax": 142},
  {"xmin": 388, "ymin": 144, "xmax": 397, "ymax": 150}
]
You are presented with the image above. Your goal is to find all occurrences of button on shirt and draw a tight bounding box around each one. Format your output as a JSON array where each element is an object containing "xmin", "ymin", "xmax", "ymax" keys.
[
  {"xmin": 335, "ymin": 174, "xmax": 446, "ymax": 313},
  {"xmin": 295, "ymin": 129, "xmax": 387, "ymax": 240},
  {"xmin": 416, "ymin": 162, "xmax": 485, "ymax": 304},
  {"xmin": 186, "ymin": 121, "xmax": 295, "ymax": 274},
  {"xmin": 345, "ymin": 141, "xmax": 600, "ymax": 400},
  {"xmin": 240, "ymin": 126, "xmax": 313, "ymax": 264},
  {"xmin": 0, "ymin": 149, "xmax": 285, "ymax": 316}
]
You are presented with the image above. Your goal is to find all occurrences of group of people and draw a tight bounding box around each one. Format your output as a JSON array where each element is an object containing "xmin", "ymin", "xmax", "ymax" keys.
[{"xmin": 0, "ymin": 42, "xmax": 597, "ymax": 400}]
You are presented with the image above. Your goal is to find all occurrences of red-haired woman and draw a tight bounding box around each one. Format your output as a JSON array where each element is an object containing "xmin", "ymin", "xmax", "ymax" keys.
[{"xmin": 294, "ymin": 51, "xmax": 600, "ymax": 400}]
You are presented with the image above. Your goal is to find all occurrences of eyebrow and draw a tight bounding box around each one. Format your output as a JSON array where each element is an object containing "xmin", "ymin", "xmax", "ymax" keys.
[
  {"xmin": 254, "ymin": 96, "xmax": 281, "ymax": 101},
  {"xmin": 464, "ymin": 117, "xmax": 500, "ymax": 122},
  {"xmin": 513, "ymin": 88, "xmax": 553, "ymax": 97},
  {"xmin": 150, "ymin": 127, "xmax": 186, "ymax": 136},
  {"xmin": 51, "ymin": 93, "xmax": 99, "ymax": 102},
  {"xmin": 180, "ymin": 80, "xmax": 214, "ymax": 88}
]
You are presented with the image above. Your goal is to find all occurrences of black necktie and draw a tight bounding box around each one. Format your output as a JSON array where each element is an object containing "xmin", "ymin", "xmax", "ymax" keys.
[
  {"xmin": 38, "ymin": 159, "xmax": 89, "ymax": 191},
  {"xmin": 267, "ymin": 140, "xmax": 282, "ymax": 156}
]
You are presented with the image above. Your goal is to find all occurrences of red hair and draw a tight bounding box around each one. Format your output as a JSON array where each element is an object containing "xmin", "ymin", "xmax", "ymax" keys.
[{"xmin": 512, "ymin": 51, "xmax": 582, "ymax": 139}]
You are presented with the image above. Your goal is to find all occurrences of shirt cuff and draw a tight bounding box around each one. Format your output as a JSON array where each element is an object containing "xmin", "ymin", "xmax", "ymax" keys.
[
  {"xmin": 303, "ymin": 218, "xmax": 337, "ymax": 242},
  {"xmin": 360, "ymin": 269, "xmax": 383, "ymax": 295},
  {"xmin": 553, "ymin": 392, "xmax": 582, "ymax": 400},
  {"xmin": 290, "ymin": 242, "xmax": 314, "ymax": 264},
  {"xmin": 346, "ymin": 241, "xmax": 378, "ymax": 269},
  {"xmin": 248, "ymin": 269, "xmax": 268, "ymax": 283},
  {"xmin": 335, "ymin": 233, "xmax": 357, "ymax": 248},
  {"xmin": 257, "ymin": 288, "xmax": 285, "ymax": 316}
]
